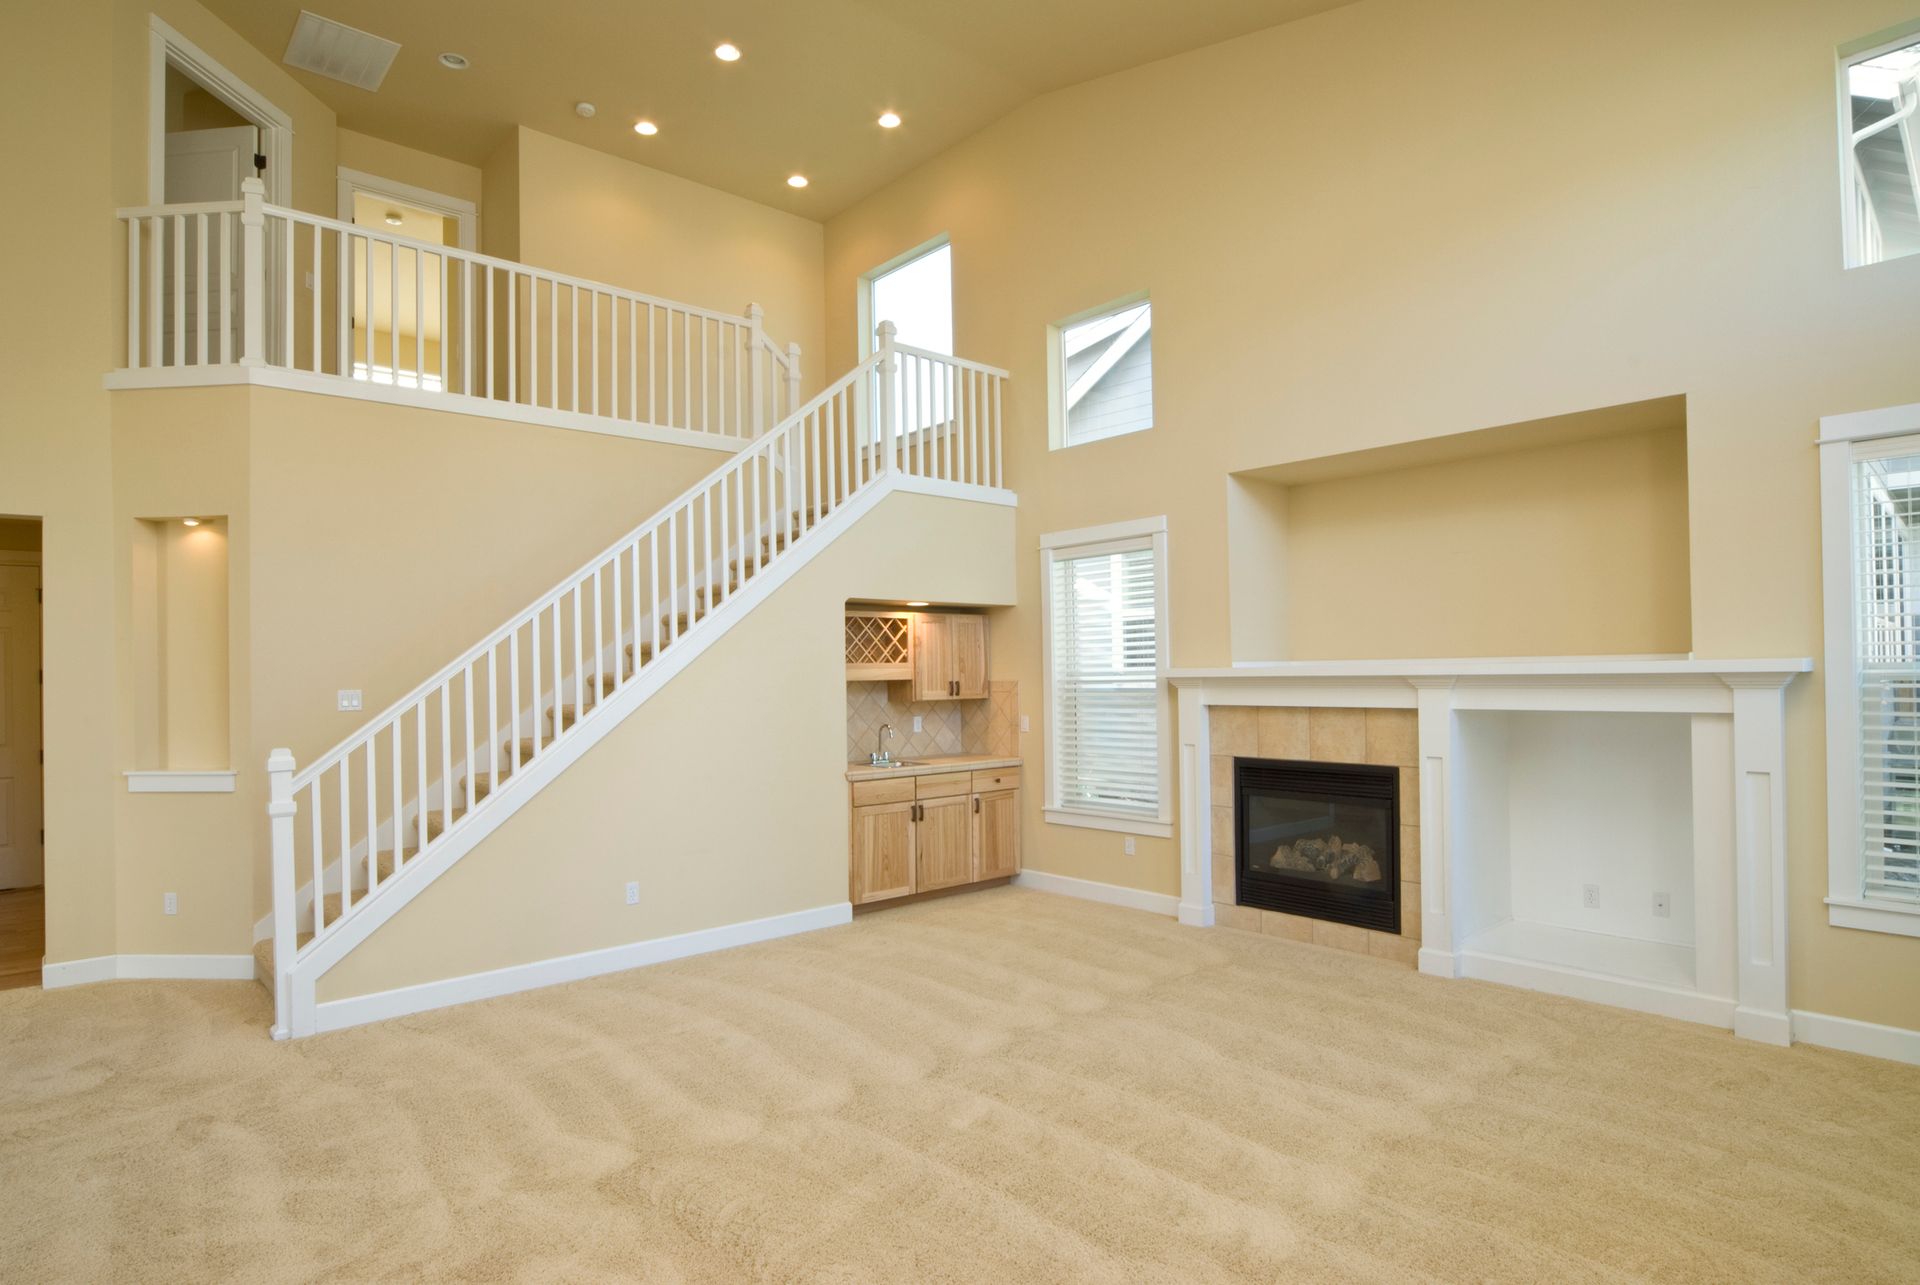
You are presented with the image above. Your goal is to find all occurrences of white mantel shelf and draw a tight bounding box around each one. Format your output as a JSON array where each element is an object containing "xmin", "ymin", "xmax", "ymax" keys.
[{"xmin": 1172, "ymin": 654, "xmax": 1814, "ymax": 1047}]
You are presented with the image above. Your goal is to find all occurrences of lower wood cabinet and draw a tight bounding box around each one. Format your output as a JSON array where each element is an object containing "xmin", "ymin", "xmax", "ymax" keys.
[{"xmin": 850, "ymin": 766, "xmax": 1022, "ymax": 905}]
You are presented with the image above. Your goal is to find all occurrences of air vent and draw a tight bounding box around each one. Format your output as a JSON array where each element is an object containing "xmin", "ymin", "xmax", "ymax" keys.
[{"xmin": 282, "ymin": 11, "xmax": 400, "ymax": 92}]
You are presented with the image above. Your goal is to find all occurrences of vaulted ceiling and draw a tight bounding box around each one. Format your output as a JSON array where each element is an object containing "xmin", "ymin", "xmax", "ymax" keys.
[{"xmin": 199, "ymin": 0, "xmax": 1358, "ymax": 217}]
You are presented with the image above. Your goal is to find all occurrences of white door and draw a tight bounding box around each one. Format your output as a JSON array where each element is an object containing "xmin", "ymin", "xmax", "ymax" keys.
[
  {"xmin": 0, "ymin": 565, "xmax": 44, "ymax": 890},
  {"xmin": 164, "ymin": 127, "xmax": 258, "ymax": 364}
]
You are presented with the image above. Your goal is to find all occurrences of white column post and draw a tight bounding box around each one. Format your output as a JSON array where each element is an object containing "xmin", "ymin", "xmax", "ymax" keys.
[
  {"xmin": 745, "ymin": 302, "xmax": 765, "ymax": 435},
  {"xmin": 1728, "ymin": 677, "xmax": 1792, "ymax": 1046},
  {"xmin": 876, "ymin": 320, "xmax": 898, "ymax": 473},
  {"xmin": 266, "ymin": 747, "xmax": 297, "ymax": 1039},
  {"xmin": 1410, "ymin": 678, "xmax": 1458, "ymax": 977},
  {"xmin": 785, "ymin": 341, "xmax": 803, "ymax": 422},
  {"xmin": 1175, "ymin": 683, "xmax": 1214, "ymax": 926},
  {"xmin": 240, "ymin": 177, "xmax": 267, "ymax": 367}
]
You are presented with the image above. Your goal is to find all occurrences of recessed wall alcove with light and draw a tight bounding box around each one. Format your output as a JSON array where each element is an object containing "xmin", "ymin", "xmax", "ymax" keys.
[{"xmin": 128, "ymin": 516, "xmax": 235, "ymax": 792}]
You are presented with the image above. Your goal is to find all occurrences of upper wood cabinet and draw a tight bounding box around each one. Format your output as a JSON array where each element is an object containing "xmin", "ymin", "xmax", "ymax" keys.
[
  {"xmin": 845, "ymin": 610, "xmax": 914, "ymax": 681},
  {"xmin": 910, "ymin": 613, "xmax": 989, "ymax": 701}
]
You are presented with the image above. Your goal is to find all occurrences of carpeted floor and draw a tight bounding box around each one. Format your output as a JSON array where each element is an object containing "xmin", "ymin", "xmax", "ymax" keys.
[{"xmin": 1, "ymin": 887, "xmax": 1916, "ymax": 1282}]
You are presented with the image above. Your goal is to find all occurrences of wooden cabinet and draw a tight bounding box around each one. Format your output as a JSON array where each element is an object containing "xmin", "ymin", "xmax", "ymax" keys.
[
  {"xmin": 849, "ymin": 764, "xmax": 1021, "ymax": 905},
  {"xmin": 845, "ymin": 610, "xmax": 914, "ymax": 680},
  {"xmin": 910, "ymin": 612, "xmax": 989, "ymax": 701}
]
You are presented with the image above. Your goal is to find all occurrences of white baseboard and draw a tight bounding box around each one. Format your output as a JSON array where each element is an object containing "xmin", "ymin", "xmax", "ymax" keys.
[
  {"xmin": 1791, "ymin": 1008, "xmax": 1920, "ymax": 1066},
  {"xmin": 312, "ymin": 902, "xmax": 852, "ymax": 1035},
  {"xmin": 41, "ymin": 953, "xmax": 256, "ymax": 988},
  {"xmin": 1012, "ymin": 869, "xmax": 1179, "ymax": 917},
  {"xmin": 1456, "ymin": 947, "xmax": 1739, "ymax": 1032}
]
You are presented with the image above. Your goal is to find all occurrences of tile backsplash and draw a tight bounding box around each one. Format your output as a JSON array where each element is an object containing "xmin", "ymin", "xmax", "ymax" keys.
[{"xmin": 847, "ymin": 680, "xmax": 1019, "ymax": 763}]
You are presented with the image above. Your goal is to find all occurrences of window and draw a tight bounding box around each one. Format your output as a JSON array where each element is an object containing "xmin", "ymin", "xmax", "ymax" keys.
[
  {"xmin": 1819, "ymin": 407, "xmax": 1920, "ymax": 937},
  {"xmin": 1042, "ymin": 517, "xmax": 1171, "ymax": 835},
  {"xmin": 1842, "ymin": 26, "xmax": 1920, "ymax": 267},
  {"xmin": 1050, "ymin": 296, "xmax": 1153, "ymax": 449},
  {"xmin": 863, "ymin": 238, "xmax": 951, "ymax": 357}
]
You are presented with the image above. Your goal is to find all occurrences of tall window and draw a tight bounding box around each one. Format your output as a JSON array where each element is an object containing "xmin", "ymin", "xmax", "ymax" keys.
[
  {"xmin": 1050, "ymin": 296, "xmax": 1153, "ymax": 449},
  {"xmin": 1820, "ymin": 411, "xmax": 1920, "ymax": 939},
  {"xmin": 1042, "ymin": 518, "xmax": 1170, "ymax": 833},
  {"xmin": 1842, "ymin": 27, "xmax": 1920, "ymax": 267},
  {"xmin": 864, "ymin": 239, "xmax": 952, "ymax": 434}
]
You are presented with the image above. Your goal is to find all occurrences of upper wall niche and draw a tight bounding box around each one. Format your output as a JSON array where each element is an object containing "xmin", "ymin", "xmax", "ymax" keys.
[{"xmin": 1226, "ymin": 397, "xmax": 1691, "ymax": 662}]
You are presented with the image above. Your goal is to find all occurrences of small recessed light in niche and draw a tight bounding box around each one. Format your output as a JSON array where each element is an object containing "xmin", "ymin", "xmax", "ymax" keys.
[
  {"xmin": 714, "ymin": 42, "xmax": 741, "ymax": 62},
  {"xmin": 787, "ymin": 174, "xmax": 809, "ymax": 188},
  {"xmin": 438, "ymin": 52, "xmax": 470, "ymax": 70},
  {"xmin": 634, "ymin": 120, "xmax": 659, "ymax": 136},
  {"xmin": 181, "ymin": 518, "xmax": 202, "ymax": 527},
  {"xmin": 383, "ymin": 210, "xmax": 404, "ymax": 226},
  {"xmin": 878, "ymin": 111, "xmax": 902, "ymax": 128}
]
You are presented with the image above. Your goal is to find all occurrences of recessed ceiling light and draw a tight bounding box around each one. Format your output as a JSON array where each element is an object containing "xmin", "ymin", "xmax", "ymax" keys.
[
  {"xmin": 633, "ymin": 119, "xmax": 659, "ymax": 136},
  {"xmin": 437, "ymin": 52, "xmax": 470, "ymax": 70},
  {"xmin": 383, "ymin": 210, "xmax": 404, "ymax": 226},
  {"xmin": 787, "ymin": 174, "xmax": 809, "ymax": 188},
  {"xmin": 878, "ymin": 111, "xmax": 902, "ymax": 129},
  {"xmin": 181, "ymin": 518, "xmax": 202, "ymax": 527},
  {"xmin": 714, "ymin": 42, "xmax": 741, "ymax": 62},
  {"xmin": 575, "ymin": 101, "xmax": 597, "ymax": 119}
]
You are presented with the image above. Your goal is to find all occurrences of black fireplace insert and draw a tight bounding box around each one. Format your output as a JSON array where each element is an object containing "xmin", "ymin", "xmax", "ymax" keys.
[{"xmin": 1234, "ymin": 757, "xmax": 1401, "ymax": 933}]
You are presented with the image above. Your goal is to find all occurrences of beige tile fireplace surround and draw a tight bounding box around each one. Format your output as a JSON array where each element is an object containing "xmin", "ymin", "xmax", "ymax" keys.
[{"xmin": 1209, "ymin": 706, "xmax": 1421, "ymax": 966}]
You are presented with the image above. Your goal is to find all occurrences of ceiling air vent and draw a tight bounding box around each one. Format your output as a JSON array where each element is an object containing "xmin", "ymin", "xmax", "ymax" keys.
[{"xmin": 282, "ymin": 11, "xmax": 401, "ymax": 92}]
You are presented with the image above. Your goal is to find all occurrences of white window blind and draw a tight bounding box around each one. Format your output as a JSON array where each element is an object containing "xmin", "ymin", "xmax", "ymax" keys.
[
  {"xmin": 1855, "ymin": 449, "xmax": 1920, "ymax": 904},
  {"xmin": 1049, "ymin": 541, "xmax": 1160, "ymax": 818}
]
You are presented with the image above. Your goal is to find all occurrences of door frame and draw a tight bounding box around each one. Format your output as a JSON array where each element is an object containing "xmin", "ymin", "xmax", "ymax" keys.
[
  {"xmin": 148, "ymin": 15, "xmax": 294, "ymax": 208},
  {"xmin": 336, "ymin": 168, "xmax": 478, "ymax": 250},
  {"xmin": 0, "ymin": 550, "xmax": 42, "ymax": 894}
]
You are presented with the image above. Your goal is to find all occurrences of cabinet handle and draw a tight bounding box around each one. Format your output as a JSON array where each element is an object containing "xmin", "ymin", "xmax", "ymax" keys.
[{"xmin": 974, "ymin": 795, "xmax": 980, "ymax": 814}]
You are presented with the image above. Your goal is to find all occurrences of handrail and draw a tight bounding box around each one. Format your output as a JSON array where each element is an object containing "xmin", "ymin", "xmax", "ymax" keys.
[{"xmin": 891, "ymin": 342, "xmax": 1010, "ymax": 379}]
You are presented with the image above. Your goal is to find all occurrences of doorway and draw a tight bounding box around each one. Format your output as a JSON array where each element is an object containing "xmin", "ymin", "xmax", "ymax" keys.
[
  {"xmin": 336, "ymin": 171, "xmax": 477, "ymax": 392},
  {"xmin": 0, "ymin": 517, "xmax": 43, "ymax": 991}
]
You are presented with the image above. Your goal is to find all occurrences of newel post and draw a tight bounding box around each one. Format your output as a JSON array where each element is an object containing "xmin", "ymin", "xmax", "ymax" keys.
[
  {"xmin": 240, "ymin": 177, "xmax": 267, "ymax": 367},
  {"xmin": 876, "ymin": 320, "xmax": 898, "ymax": 473},
  {"xmin": 266, "ymin": 747, "xmax": 297, "ymax": 1039},
  {"xmin": 745, "ymin": 301, "xmax": 766, "ymax": 434}
]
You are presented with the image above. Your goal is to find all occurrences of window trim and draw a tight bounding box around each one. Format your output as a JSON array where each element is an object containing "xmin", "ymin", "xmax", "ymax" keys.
[
  {"xmin": 1048, "ymin": 292, "xmax": 1153, "ymax": 451},
  {"xmin": 1040, "ymin": 515, "xmax": 1173, "ymax": 837},
  {"xmin": 1837, "ymin": 18, "xmax": 1920, "ymax": 269},
  {"xmin": 1819, "ymin": 399, "xmax": 1920, "ymax": 937},
  {"xmin": 857, "ymin": 233, "xmax": 951, "ymax": 360}
]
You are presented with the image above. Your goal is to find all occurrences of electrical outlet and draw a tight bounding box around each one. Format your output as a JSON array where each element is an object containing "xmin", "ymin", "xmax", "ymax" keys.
[
  {"xmin": 624, "ymin": 881, "xmax": 639, "ymax": 906},
  {"xmin": 1019, "ymin": 715, "xmax": 1030, "ymax": 734},
  {"xmin": 1581, "ymin": 884, "xmax": 1600, "ymax": 909},
  {"xmin": 337, "ymin": 689, "xmax": 363, "ymax": 712},
  {"xmin": 1652, "ymin": 891, "xmax": 1671, "ymax": 918},
  {"xmin": 163, "ymin": 892, "xmax": 178, "ymax": 916},
  {"xmin": 1124, "ymin": 836, "xmax": 1136, "ymax": 856},
  {"xmin": 912, "ymin": 715, "xmax": 924, "ymax": 734}
]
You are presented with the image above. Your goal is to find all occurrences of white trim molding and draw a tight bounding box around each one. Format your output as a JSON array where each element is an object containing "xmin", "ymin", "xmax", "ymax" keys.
[
  {"xmin": 42, "ymin": 953, "xmax": 255, "ymax": 988},
  {"xmin": 1042, "ymin": 808, "xmax": 1173, "ymax": 839},
  {"xmin": 1791, "ymin": 1007, "xmax": 1920, "ymax": 1066},
  {"xmin": 1170, "ymin": 657, "xmax": 1811, "ymax": 1045},
  {"xmin": 1817, "ymin": 402, "xmax": 1920, "ymax": 937},
  {"xmin": 336, "ymin": 166, "xmax": 478, "ymax": 250},
  {"xmin": 124, "ymin": 770, "xmax": 237, "ymax": 794},
  {"xmin": 148, "ymin": 16, "xmax": 294, "ymax": 209},
  {"xmin": 1012, "ymin": 869, "xmax": 1180, "ymax": 917},
  {"xmin": 311, "ymin": 902, "xmax": 851, "ymax": 1035}
]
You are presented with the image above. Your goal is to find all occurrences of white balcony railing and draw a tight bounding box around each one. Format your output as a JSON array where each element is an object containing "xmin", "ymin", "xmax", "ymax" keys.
[{"xmin": 117, "ymin": 178, "xmax": 801, "ymax": 441}]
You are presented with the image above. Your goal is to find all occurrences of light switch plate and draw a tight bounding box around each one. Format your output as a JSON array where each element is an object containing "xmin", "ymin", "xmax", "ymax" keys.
[
  {"xmin": 1123, "ymin": 836, "xmax": 1136, "ymax": 856},
  {"xmin": 625, "ymin": 881, "xmax": 640, "ymax": 906},
  {"xmin": 163, "ymin": 892, "xmax": 178, "ymax": 915},
  {"xmin": 1019, "ymin": 715, "xmax": 1030, "ymax": 734},
  {"xmin": 912, "ymin": 715, "xmax": 924, "ymax": 734},
  {"xmin": 338, "ymin": 689, "xmax": 363, "ymax": 712}
]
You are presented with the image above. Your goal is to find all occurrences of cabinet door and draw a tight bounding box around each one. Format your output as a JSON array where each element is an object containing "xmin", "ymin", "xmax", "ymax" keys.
[
  {"xmin": 851, "ymin": 801, "xmax": 916, "ymax": 904},
  {"xmin": 916, "ymin": 794, "xmax": 974, "ymax": 891},
  {"xmin": 974, "ymin": 789, "xmax": 1021, "ymax": 880},
  {"xmin": 912, "ymin": 614, "xmax": 952, "ymax": 701},
  {"xmin": 949, "ymin": 615, "xmax": 989, "ymax": 699}
]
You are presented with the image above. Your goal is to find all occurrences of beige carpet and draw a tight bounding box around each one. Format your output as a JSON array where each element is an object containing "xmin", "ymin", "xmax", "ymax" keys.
[{"xmin": 2, "ymin": 888, "xmax": 1916, "ymax": 1282}]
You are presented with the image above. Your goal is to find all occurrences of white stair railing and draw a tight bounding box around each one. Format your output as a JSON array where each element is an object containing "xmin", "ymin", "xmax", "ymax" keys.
[
  {"xmin": 264, "ymin": 320, "xmax": 1008, "ymax": 1033},
  {"xmin": 118, "ymin": 178, "xmax": 802, "ymax": 438}
]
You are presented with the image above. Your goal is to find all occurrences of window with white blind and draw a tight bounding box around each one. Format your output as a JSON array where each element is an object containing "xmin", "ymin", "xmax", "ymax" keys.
[
  {"xmin": 1820, "ymin": 414, "xmax": 1920, "ymax": 938},
  {"xmin": 1041, "ymin": 517, "xmax": 1170, "ymax": 834}
]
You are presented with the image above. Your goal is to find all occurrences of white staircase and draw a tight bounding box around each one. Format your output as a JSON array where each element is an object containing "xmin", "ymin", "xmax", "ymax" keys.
[{"xmin": 260, "ymin": 323, "xmax": 1009, "ymax": 1037}]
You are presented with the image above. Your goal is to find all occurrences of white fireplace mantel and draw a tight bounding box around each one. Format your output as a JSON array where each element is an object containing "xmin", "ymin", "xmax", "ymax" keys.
[{"xmin": 1170, "ymin": 655, "xmax": 1813, "ymax": 1045}]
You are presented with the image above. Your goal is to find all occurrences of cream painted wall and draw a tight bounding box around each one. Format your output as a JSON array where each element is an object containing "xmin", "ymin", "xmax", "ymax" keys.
[
  {"xmin": 1281, "ymin": 427, "xmax": 1691, "ymax": 659},
  {"xmin": 337, "ymin": 128, "xmax": 485, "ymax": 210},
  {"xmin": 824, "ymin": 0, "xmax": 1920, "ymax": 1028},
  {"xmin": 320, "ymin": 490, "xmax": 1017, "ymax": 1001},
  {"xmin": 511, "ymin": 127, "xmax": 826, "ymax": 393}
]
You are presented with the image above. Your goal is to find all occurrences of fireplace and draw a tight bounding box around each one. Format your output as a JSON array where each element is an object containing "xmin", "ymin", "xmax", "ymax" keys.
[{"xmin": 1235, "ymin": 757, "xmax": 1401, "ymax": 933}]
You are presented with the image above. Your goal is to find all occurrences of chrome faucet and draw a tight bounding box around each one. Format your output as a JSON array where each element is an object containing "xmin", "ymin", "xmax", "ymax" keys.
[{"xmin": 871, "ymin": 723, "xmax": 896, "ymax": 766}]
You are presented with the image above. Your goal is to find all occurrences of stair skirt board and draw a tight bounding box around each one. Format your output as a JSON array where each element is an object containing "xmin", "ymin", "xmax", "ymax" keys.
[
  {"xmin": 311, "ymin": 902, "xmax": 852, "ymax": 1034},
  {"xmin": 42, "ymin": 954, "xmax": 258, "ymax": 988}
]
